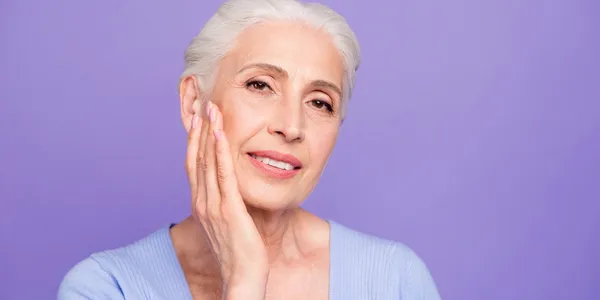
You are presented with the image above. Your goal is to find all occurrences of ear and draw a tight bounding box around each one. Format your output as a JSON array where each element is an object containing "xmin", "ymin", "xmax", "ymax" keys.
[{"xmin": 179, "ymin": 75, "xmax": 202, "ymax": 133}]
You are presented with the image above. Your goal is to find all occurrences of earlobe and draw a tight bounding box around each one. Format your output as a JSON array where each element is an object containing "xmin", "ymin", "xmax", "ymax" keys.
[{"xmin": 179, "ymin": 76, "xmax": 202, "ymax": 132}]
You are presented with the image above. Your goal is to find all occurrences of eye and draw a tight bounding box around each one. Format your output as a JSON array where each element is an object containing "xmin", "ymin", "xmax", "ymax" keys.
[
  {"xmin": 310, "ymin": 99, "xmax": 334, "ymax": 114},
  {"xmin": 246, "ymin": 80, "xmax": 272, "ymax": 92}
]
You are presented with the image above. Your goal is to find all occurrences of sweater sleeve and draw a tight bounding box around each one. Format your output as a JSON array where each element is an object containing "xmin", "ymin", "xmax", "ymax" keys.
[
  {"xmin": 400, "ymin": 248, "xmax": 442, "ymax": 300},
  {"xmin": 57, "ymin": 257, "xmax": 125, "ymax": 300}
]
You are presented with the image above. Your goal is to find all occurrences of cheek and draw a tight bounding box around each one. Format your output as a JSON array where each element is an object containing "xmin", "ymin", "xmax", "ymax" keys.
[
  {"xmin": 222, "ymin": 105, "xmax": 263, "ymax": 137},
  {"xmin": 221, "ymin": 91, "xmax": 270, "ymax": 129},
  {"xmin": 307, "ymin": 127, "xmax": 338, "ymax": 165},
  {"xmin": 221, "ymin": 102, "xmax": 266, "ymax": 155}
]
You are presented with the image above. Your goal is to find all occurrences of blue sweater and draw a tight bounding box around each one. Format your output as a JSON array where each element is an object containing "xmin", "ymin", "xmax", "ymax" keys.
[{"xmin": 58, "ymin": 220, "xmax": 441, "ymax": 299}]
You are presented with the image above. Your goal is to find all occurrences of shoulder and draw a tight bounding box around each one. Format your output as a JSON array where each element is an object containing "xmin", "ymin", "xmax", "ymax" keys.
[
  {"xmin": 58, "ymin": 226, "xmax": 175, "ymax": 299},
  {"xmin": 329, "ymin": 221, "xmax": 441, "ymax": 299},
  {"xmin": 57, "ymin": 255, "xmax": 125, "ymax": 299}
]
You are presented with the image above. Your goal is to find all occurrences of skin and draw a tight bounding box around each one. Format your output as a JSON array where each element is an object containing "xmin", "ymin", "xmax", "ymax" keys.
[{"xmin": 172, "ymin": 20, "xmax": 345, "ymax": 300}]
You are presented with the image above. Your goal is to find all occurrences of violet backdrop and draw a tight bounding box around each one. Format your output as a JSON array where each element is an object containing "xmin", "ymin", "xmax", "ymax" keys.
[{"xmin": 1, "ymin": 0, "xmax": 599, "ymax": 299}]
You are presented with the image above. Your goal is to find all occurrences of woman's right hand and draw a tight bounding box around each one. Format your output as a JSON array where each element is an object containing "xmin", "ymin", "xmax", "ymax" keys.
[{"xmin": 185, "ymin": 101, "xmax": 269, "ymax": 299}]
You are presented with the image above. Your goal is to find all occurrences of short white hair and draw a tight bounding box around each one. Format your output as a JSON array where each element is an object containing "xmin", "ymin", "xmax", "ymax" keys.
[{"xmin": 180, "ymin": 0, "xmax": 361, "ymax": 118}]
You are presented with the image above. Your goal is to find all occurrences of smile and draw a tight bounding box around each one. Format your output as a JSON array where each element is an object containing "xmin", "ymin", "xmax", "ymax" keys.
[
  {"xmin": 250, "ymin": 154, "xmax": 297, "ymax": 170},
  {"xmin": 247, "ymin": 150, "xmax": 302, "ymax": 179}
]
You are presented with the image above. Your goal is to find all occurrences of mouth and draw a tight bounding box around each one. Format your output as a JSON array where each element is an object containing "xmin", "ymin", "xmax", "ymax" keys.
[{"xmin": 247, "ymin": 150, "xmax": 302, "ymax": 179}]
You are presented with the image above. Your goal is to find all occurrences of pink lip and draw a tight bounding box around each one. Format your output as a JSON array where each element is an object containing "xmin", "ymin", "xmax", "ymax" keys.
[{"xmin": 247, "ymin": 150, "xmax": 302, "ymax": 179}]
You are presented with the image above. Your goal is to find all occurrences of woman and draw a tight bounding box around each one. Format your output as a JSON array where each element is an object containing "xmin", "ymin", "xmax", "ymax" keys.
[{"xmin": 59, "ymin": 0, "xmax": 441, "ymax": 299}]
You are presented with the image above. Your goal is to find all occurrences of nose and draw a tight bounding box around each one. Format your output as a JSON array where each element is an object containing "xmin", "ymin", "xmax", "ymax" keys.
[{"xmin": 267, "ymin": 100, "xmax": 305, "ymax": 143}]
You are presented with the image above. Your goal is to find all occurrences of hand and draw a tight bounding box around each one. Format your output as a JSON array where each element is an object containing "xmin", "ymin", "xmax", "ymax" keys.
[{"xmin": 185, "ymin": 101, "xmax": 269, "ymax": 299}]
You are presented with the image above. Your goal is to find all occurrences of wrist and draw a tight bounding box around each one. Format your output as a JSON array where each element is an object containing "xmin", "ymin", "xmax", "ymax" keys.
[
  {"xmin": 223, "ymin": 270, "xmax": 269, "ymax": 300},
  {"xmin": 223, "ymin": 284, "xmax": 266, "ymax": 300}
]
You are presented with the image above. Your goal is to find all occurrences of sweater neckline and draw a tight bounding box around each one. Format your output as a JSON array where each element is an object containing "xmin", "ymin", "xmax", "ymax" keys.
[{"xmin": 151, "ymin": 220, "xmax": 342, "ymax": 299}]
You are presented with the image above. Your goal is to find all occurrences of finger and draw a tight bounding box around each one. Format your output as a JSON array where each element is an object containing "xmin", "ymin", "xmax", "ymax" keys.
[
  {"xmin": 213, "ymin": 117, "xmax": 241, "ymax": 206},
  {"xmin": 197, "ymin": 101, "xmax": 211, "ymax": 173},
  {"xmin": 195, "ymin": 101, "xmax": 211, "ymax": 215},
  {"xmin": 186, "ymin": 114, "xmax": 202, "ymax": 196},
  {"xmin": 203, "ymin": 102, "xmax": 222, "ymax": 216}
]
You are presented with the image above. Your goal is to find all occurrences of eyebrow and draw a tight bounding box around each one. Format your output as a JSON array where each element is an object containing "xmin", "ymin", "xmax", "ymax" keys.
[
  {"xmin": 238, "ymin": 63, "xmax": 288, "ymax": 77},
  {"xmin": 310, "ymin": 79, "xmax": 342, "ymax": 99},
  {"xmin": 238, "ymin": 62, "xmax": 343, "ymax": 98}
]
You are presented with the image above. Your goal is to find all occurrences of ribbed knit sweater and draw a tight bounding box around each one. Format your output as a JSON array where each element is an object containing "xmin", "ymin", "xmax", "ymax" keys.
[{"xmin": 58, "ymin": 220, "xmax": 441, "ymax": 299}]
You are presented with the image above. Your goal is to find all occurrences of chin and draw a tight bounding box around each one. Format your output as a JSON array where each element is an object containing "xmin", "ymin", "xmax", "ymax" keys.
[{"xmin": 238, "ymin": 181, "xmax": 303, "ymax": 212}]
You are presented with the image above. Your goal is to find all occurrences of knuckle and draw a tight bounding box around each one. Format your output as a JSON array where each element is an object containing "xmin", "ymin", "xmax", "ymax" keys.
[
  {"xmin": 217, "ymin": 168, "xmax": 228, "ymax": 182},
  {"xmin": 192, "ymin": 197, "xmax": 205, "ymax": 213},
  {"xmin": 196, "ymin": 210, "xmax": 207, "ymax": 219},
  {"xmin": 196, "ymin": 156, "xmax": 208, "ymax": 171},
  {"xmin": 206, "ymin": 206, "xmax": 220, "ymax": 220},
  {"xmin": 195, "ymin": 205, "xmax": 208, "ymax": 219},
  {"xmin": 185, "ymin": 160, "xmax": 194, "ymax": 173},
  {"xmin": 187, "ymin": 131, "xmax": 195, "ymax": 144}
]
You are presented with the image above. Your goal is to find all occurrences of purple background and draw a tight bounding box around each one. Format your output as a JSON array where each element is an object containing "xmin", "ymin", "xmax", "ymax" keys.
[{"xmin": 1, "ymin": 0, "xmax": 598, "ymax": 299}]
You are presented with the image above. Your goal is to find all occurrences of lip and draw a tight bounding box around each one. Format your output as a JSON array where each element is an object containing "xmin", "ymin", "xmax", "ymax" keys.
[{"xmin": 247, "ymin": 150, "xmax": 302, "ymax": 179}]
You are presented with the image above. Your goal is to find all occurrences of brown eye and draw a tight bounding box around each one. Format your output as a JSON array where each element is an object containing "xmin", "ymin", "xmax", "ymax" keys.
[
  {"xmin": 246, "ymin": 80, "xmax": 271, "ymax": 91},
  {"xmin": 311, "ymin": 99, "xmax": 334, "ymax": 113}
]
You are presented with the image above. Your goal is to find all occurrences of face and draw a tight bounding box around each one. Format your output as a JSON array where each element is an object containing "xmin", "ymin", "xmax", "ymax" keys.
[{"xmin": 182, "ymin": 21, "xmax": 345, "ymax": 211}]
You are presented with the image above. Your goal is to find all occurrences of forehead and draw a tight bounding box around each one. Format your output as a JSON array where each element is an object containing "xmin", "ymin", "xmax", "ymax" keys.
[{"xmin": 225, "ymin": 21, "xmax": 344, "ymax": 86}]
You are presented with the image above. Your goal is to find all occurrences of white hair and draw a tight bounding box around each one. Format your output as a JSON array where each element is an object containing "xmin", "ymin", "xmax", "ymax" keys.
[{"xmin": 180, "ymin": 0, "xmax": 361, "ymax": 118}]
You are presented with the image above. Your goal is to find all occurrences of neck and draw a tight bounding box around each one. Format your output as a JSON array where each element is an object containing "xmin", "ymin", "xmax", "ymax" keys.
[
  {"xmin": 172, "ymin": 207, "xmax": 324, "ymax": 282},
  {"xmin": 246, "ymin": 206, "xmax": 300, "ymax": 262}
]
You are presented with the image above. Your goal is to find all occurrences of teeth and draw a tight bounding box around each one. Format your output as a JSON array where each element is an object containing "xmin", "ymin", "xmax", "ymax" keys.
[{"xmin": 250, "ymin": 154, "xmax": 295, "ymax": 170}]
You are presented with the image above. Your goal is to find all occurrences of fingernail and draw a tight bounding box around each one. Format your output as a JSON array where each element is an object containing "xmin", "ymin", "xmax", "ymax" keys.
[
  {"xmin": 213, "ymin": 129, "xmax": 223, "ymax": 140},
  {"xmin": 192, "ymin": 114, "xmax": 199, "ymax": 129},
  {"xmin": 209, "ymin": 107, "xmax": 216, "ymax": 123},
  {"xmin": 205, "ymin": 102, "xmax": 211, "ymax": 116}
]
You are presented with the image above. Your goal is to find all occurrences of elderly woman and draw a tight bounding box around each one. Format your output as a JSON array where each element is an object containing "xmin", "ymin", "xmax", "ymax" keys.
[{"xmin": 59, "ymin": 0, "xmax": 440, "ymax": 299}]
